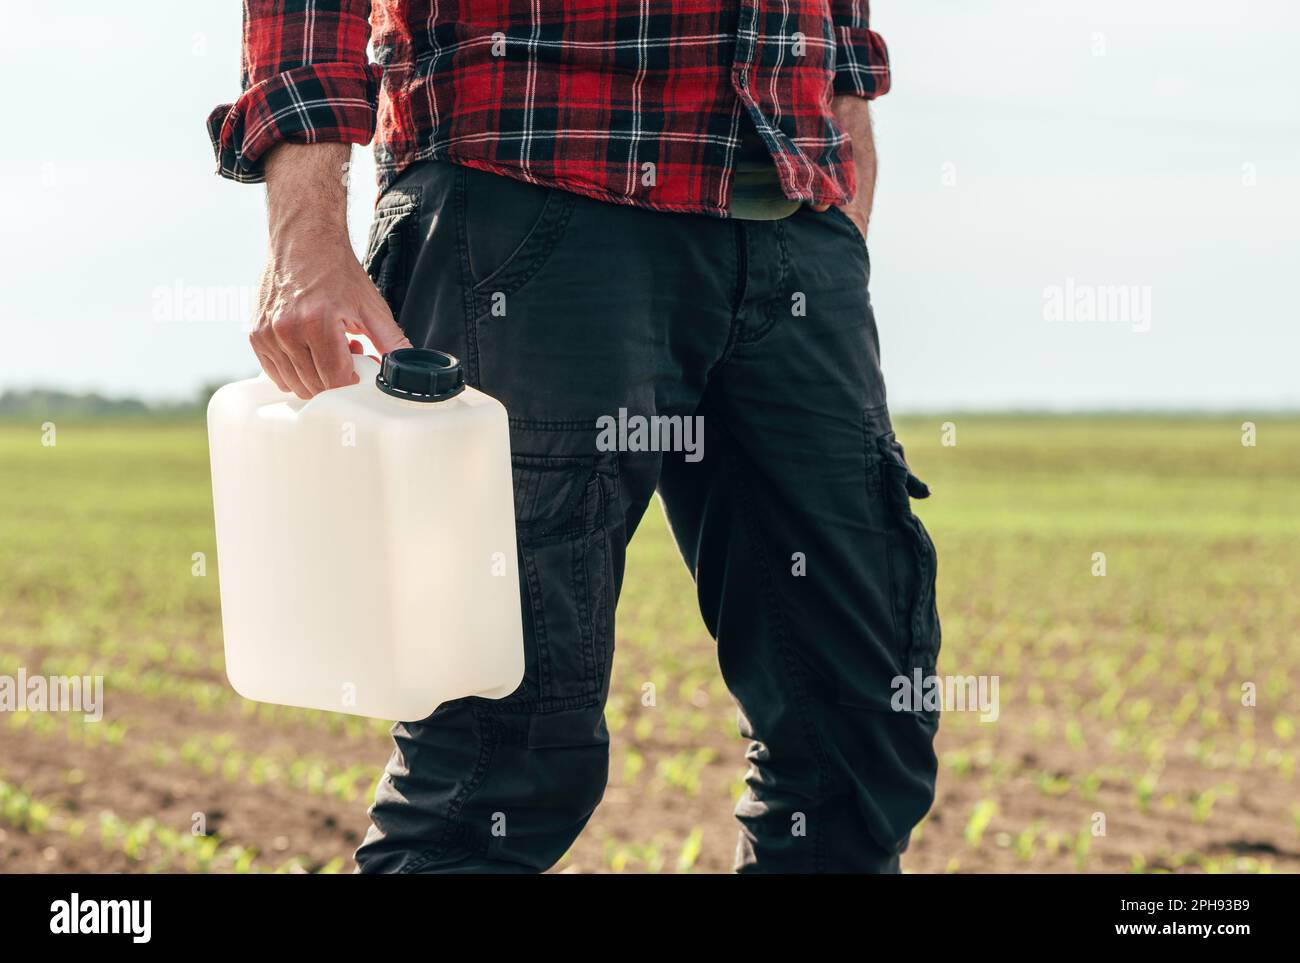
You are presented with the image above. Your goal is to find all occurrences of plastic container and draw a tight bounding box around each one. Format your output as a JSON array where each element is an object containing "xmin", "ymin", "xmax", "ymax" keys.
[{"xmin": 207, "ymin": 349, "xmax": 524, "ymax": 721}]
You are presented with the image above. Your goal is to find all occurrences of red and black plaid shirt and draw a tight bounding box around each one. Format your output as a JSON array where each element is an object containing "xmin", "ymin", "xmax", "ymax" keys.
[{"xmin": 208, "ymin": 1, "xmax": 890, "ymax": 216}]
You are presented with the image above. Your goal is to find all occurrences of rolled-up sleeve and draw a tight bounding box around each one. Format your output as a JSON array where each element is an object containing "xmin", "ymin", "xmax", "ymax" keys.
[
  {"xmin": 830, "ymin": 1, "xmax": 891, "ymax": 99},
  {"xmin": 207, "ymin": 1, "xmax": 381, "ymax": 183}
]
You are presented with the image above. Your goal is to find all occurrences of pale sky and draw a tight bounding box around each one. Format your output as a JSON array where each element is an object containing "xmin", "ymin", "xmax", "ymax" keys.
[{"xmin": 0, "ymin": 0, "xmax": 1296, "ymax": 409}]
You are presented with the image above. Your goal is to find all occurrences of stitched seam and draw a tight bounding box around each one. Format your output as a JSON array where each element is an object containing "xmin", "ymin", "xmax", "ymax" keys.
[
  {"xmin": 725, "ymin": 443, "xmax": 834, "ymax": 873},
  {"xmin": 362, "ymin": 188, "xmax": 423, "ymax": 321},
  {"xmin": 467, "ymin": 188, "xmax": 562, "ymax": 290},
  {"xmin": 470, "ymin": 194, "xmax": 577, "ymax": 306},
  {"xmin": 906, "ymin": 519, "xmax": 940, "ymax": 673},
  {"xmin": 571, "ymin": 532, "xmax": 596, "ymax": 700},
  {"xmin": 596, "ymin": 466, "xmax": 619, "ymax": 685},
  {"xmin": 362, "ymin": 200, "xmax": 419, "ymax": 271},
  {"xmin": 401, "ymin": 706, "xmax": 498, "ymax": 873},
  {"xmin": 386, "ymin": 153, "xmax": 732, "ymax": 218},
  {"xmin": 522, "ymin": 544, "xmax": 551, "ymax": 700},
  {"xmin": 478, "ymin": 694, "xmax": 599, "ymax": 715},
  {"xmin": 863, "ymin": 413, "xmax": 900, "ymax": 673},
  {"xmin": 508, "ymin": 417, "xmax": 603, "ymax": 431},
  {"xmin": 452, "ymin": 166, "xmax": 481, "ymax": 384},
  {"xmin": 868, "ymin": 424, "xmax": 941, "ymax": 675},
  {"xmin": 827, "ymin": 204, "xmax": 868, "ymax": 249},
  {"xmin": 735, "ymin": 220, "xmax": 792, "ymax": 346},
  {"xmin": 714, "ymin": 221, "xmax": 747, "ymax": 371},
  {"xmin": 737, "ymin": 296, "xmax": 776, "ymax": 346},
  {"xmin": 513, "ymin": 458, "xmax": 616, "ymax": 709}
]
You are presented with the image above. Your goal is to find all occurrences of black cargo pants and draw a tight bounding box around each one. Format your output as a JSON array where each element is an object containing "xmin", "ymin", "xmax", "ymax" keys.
[{"xmin": 353, "ymin": 160, "xmax": 941, "ymax": 873}]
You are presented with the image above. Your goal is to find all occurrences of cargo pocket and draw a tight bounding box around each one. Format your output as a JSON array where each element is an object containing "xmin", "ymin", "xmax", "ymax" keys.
[
  {"xmin": 507, "ymin": 452, "xmax": 618, "ymax": 712},
  {"xmin": 362, "ymin": 186, "xmax": 422, "ymax": 320},
  {"xmin": 867, "ymin": 423, "xmax": 941, "ymax": 676}
]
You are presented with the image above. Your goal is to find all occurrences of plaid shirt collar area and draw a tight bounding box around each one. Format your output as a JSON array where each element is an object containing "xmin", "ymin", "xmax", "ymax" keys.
[{"xmin": 208, "ymin": 1, "xmax": 890, "ymax": 217}]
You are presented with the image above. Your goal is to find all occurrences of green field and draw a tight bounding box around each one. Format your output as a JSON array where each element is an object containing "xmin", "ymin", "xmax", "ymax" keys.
[{"xmin": 1, "ymin": 416, "xmax": 1296, "ymax": 873}]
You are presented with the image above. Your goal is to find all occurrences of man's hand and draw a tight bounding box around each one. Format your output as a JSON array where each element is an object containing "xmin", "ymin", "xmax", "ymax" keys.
[
  {"xmin": 249, "ymin": 143, "xmax": 412, "ymax": 399},
  {"xmin": 810, "ymin": 95, "xmax": 877, "ymax": 241}
]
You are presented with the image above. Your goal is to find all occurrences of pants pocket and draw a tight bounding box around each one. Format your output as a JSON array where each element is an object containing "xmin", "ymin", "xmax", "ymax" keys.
[
  {"xmin": 507, "ymin": 451, "xmax": 619, "ymax": 712},
  {"xmin": 363, "ymin": 185, "xmax": 422, "ymax": 320},
  {"xmin": 460, "ymin": 167, "xmax": 576, "ymax": 309},
  {"xmin": 867, "ymin": 423, "xmax": 941, "ymax": 676}
]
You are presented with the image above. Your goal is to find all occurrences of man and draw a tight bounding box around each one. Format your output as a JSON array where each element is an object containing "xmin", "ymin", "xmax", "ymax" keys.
[{"xmin": 209, "ymin": 0, "xmax": 940, "ymax": 873}]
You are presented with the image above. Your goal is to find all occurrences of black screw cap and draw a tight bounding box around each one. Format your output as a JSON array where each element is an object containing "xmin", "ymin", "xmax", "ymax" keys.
[{"xmin": 375, "ymin": 349, "xmax": 466, "ymax": 402}]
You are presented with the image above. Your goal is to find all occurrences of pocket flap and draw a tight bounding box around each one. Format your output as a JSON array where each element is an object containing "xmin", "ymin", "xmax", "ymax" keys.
[
  {"xmin": 511, "ymin": 454, "xmax": 603, "ymax": 540},
  {"xmin": 876, "ymin": 432, "xmax": 931, "ymax": 504}
]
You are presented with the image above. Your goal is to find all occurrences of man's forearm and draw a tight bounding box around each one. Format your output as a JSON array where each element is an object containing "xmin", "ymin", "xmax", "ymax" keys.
[
  {"xmin": 852, "ymin": 106, "xmax": 878, "ymax": 226},
  {"xmin": 830, "ymin": 94, "xmax": 877, "ymax": 233},
  {"xmin": 264, "ymin": 144, "xmax": 352, "ymax": 247},
  {"xmin": 247, "ymin": 142, "xmax": 409, "ymax": 400}
]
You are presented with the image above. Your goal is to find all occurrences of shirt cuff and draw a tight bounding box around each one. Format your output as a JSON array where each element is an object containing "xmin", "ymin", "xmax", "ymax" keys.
[
  {"xmin": 207, "ymin": 62, "xmax": 382, "ymax": 183},
  {"xmin": 832, "ymin": 26, "xmax": 892, "ymax": 99}
]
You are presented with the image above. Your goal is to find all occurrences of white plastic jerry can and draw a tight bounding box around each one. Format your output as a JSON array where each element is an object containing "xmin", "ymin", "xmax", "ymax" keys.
[{"xmin": 207, "ymin": 349, "xmax": 525, "ymax": 721}]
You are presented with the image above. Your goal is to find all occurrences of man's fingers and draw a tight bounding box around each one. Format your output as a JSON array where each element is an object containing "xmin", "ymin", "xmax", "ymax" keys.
[
  {"xmin": 271, "ymin": 321, "xmax": 327, "ymax": 397},
  {"xmin": 251, "ymin": 347, "xmax": 290, "ymax": 394},
  {"xmin": 265, "ymin": 346, "xmax": 311, "ymax": 399},
  {"xmin": 252, "ymin": 261, "xmax": 408, "ymax": 398},
  {"xmin": 275, "ymin": 353, "xmax": 313, "ymax": 399},
  {"xmin": 347, "ymin": 338, "xmax": 384, "ymax": 366},
  {"xmin": 249, "ymin": 330, "xmax": 297, "ymax": 395},
  {"xmin": 353, "ymin": 298, "xmax": 412, "ymax": 355},
  {"xmin": 309, "ymin": 322, "xmax": 361, "ymax": 390},
  {"xmin": 248, "ymin": 330, "xmax": 285, "ymax": 391}
]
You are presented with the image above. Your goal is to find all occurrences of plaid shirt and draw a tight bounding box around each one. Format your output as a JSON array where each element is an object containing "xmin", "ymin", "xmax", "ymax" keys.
[{"xmin": 208, "ymin": 2, "xmax": 890, "ymax": 216}]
